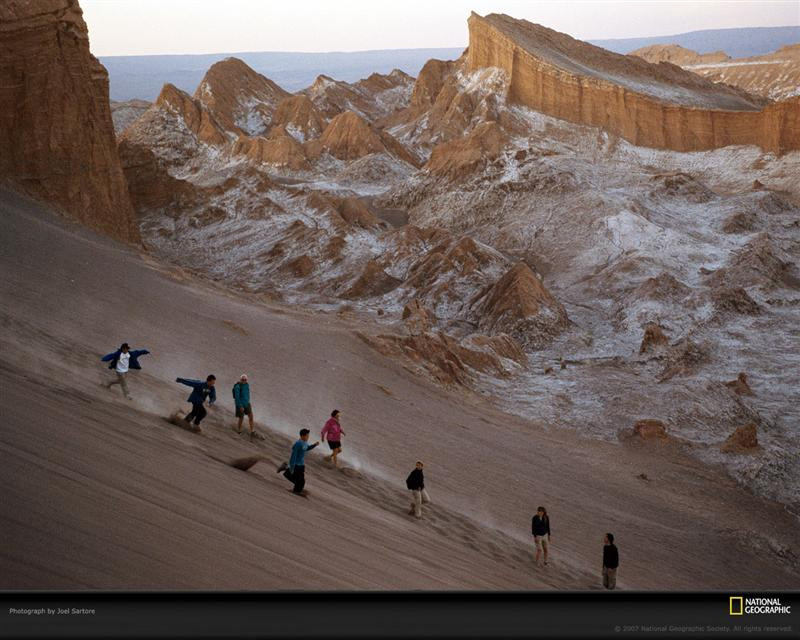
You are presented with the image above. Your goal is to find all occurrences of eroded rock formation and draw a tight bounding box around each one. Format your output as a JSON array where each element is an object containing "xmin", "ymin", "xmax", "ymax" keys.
[
  {"xmin": 194, "ymin": 57, "xmax": 290, "ymax": 136},
  {"xmin": 466, "ymin": 12, "xmax": 799, "ymax": 153},
  {"xmin": 0, "ymin": 0, "xmax": 138, "ymax": 242},
  {"xmin": 472, "ymin": 262, "xmax": 568, "ymax": 349}
]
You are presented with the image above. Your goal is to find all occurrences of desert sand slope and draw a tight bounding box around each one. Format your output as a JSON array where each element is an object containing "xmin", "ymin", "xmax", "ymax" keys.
[{"xmin": 1, "ymin": 189, "xmax": 798, "ymax": 590}]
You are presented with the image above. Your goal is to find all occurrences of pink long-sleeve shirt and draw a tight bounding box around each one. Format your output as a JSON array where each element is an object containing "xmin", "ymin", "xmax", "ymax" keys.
[{"xmin": 321, "ymin": 417, "xmax": 343, "ymax": 442}]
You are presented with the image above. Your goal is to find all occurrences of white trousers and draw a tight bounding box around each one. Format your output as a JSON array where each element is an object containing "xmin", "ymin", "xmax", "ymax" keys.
[{"xmin": 410, "ymin": 488, "xmax": 431, "ymax": 518}]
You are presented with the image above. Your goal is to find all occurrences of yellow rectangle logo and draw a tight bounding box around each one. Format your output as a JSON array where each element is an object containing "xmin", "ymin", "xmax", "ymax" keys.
[{"xmin": 730, "ymin": 597, "xmax": 744, "ymax": 616}]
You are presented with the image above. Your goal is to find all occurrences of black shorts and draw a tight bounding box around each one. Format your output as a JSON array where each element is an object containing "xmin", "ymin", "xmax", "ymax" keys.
[
  {"xmin": 235, "ymin": 404, "xmax": 252, "ymax": 417},
  {"xmin": 327, "ymin": 440, "xmax": 341, "ymax": 450}
]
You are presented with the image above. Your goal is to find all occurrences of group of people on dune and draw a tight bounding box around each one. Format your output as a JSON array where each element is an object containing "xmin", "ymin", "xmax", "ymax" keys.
[{"xmin": 101, "ymin": 342, "xmax": 620, "ymax": 589}]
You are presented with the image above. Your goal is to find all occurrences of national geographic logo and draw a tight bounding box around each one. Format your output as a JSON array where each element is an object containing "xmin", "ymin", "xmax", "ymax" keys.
[{"xmin": 730, "ymin": 596, "xmax": 792, "ymax": 616}]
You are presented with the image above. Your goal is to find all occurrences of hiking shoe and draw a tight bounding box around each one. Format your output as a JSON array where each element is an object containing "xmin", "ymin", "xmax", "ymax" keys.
[{"xmin": 276, "ymin": 462, "xmax": 288, "ymax": 474}]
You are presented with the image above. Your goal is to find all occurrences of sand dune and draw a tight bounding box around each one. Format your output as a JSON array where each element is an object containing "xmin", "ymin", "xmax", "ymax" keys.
[{"xmin": 1, "ymin": 188, "xmax": 798, "ymax": 589}]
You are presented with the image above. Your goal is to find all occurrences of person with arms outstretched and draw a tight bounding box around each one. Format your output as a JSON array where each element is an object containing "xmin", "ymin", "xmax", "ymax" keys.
[
  {"xmin": 277, "ymin": 428, "xmax": 319, "ymax": 496},
  {"xmin": 102, "ymin": 342, "xmax": 149, "ymax": 400},
  {"xmin": 176, "ymin": 375, "xmax": 216, "ymax": 428},
  {"xmin": 321, "ymin": 409, "xmax": 345, "ymax": 466}
]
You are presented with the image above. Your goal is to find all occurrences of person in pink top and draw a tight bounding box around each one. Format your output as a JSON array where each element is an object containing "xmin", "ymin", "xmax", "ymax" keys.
[{"xmin": 321, "ymin": 409, "xmax": 346, "ymax": 466}]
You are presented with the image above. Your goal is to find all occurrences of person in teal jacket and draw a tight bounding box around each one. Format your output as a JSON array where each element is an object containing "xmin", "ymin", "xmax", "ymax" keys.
[
  {"xmin": 233, "ymin": 374, "xmax": 254, "ymax": 437},
  {"xmin": 176, "ymin": 375, "xmax": 216, "ymax": 427},
  {"xmin": 277, "ymin": 429, "xmax": 319, "ymax": 495}
]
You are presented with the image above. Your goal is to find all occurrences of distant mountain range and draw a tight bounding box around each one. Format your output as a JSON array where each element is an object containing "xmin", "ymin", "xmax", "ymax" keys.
[
  {"xmin": 102, "ymin": 48, "xmax": 464, "ymax": 101},
  {"xmin": 591, "ymin": 25, "xmax": 800, "ymax": 58},
  {"xmin": 101, "ymin": 26, "xmax": 799, "ymax": 101}
]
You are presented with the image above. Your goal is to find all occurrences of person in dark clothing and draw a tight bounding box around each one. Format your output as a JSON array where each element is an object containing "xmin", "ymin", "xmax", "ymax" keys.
[
  {"xmin": 531, "ymin": 506, "xmax": 551, "ymax": 566},
  {"xmin": 176, "ymin": 375, "xmax": 216, "ymax": 427},
  {"xmin": 277, "ymin": 428, "xmax": 319, "ymax": 495},
  {"xmin": 101, "ymin": 342, "xmax": 150, "ymax": 399},
  {"xmin": 602, "ymin": 533, "xmax": 619, "ymax": 590},
  {"xmin": 406, "ymin": 461, "xmax": 430, "ymax": 518}
]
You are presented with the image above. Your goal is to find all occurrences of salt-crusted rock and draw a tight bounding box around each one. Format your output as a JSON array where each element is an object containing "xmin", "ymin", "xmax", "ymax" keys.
[
  {"xmin": 725, "ymin": 372, "xmax": 754, "ymax": 396},
  {"xmin": 472, "ymin": 262, "xmax": 568, "ymax": 349},
  {"xmin": 633, "ymin": 419, "xmax": 668, "ymax": 440},
  {"xmin": 639, "ymin": 323, "xmax": 669, "ymax": 355},
  {"xmin": 721, "ymin": 422, "xmax": 759, "ymax": 453}
]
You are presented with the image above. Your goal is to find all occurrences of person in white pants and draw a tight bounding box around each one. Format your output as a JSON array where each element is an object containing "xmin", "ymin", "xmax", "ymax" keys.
[
  {"xmin": 406, "ymin": 461, "xmax": 431, "ymax": 518},
  {"xmin": 101, "ymin": 342, "xmax": 150, "ymax": 400}
]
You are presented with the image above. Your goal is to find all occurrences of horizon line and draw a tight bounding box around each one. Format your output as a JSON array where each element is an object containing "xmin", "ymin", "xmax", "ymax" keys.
[{"xmin": 94, "ymin": 24, "xmax": 799, "ymax": 59}]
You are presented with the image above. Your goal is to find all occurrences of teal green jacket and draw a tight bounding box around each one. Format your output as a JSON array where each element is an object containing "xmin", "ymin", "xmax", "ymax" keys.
[{"xmin": 233, "ymin": 382, "xmax": 250, "ymax": 407}]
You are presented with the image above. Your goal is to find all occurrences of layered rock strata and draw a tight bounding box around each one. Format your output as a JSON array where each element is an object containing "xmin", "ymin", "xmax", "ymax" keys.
[{"xmin": 466, "ymin": 13, "xmax": 799, "ymax": 153}]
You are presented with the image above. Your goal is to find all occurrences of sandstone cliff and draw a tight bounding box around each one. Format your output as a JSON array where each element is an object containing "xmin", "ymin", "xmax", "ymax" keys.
[
  {"xmin": 467, "ymin": 13, "xmax": 799, "ymax": 153},
  {"xmin": 0, "ymin": 0, "xmax": 138, "ymax": 242}
]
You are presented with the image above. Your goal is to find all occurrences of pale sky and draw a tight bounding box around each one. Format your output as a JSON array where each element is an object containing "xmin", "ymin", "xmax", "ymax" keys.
[{"xmin": 82, "ymin": 0, "xmax": 800, "ymax": 56}]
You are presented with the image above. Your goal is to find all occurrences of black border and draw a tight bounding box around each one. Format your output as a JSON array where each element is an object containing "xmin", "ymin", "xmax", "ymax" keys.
[{"xmin": 2, "ymin": 590, "xmax": 798, "ymax": 639}]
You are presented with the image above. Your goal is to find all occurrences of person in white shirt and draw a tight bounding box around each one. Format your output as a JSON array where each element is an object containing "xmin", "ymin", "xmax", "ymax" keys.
[{"xmin": 101, "ymin": 342, "xmax": 150, "ymax": 400}]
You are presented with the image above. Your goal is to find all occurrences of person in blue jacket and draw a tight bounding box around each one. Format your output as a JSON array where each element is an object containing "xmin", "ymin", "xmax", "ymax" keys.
[
  {"xmin": 277, "ymin": 428, "xmax": 319, "ymax": 495},
  {"xmin": 233, "ymin": 374, "xmax": 254, "ymax": 437},
  {"xmin": 176, "ymin": 375, "xmax": 216, "ymax": 427},
  {"xmin": 101, "ymin": 342, "xmax": 150, "ymax": 400}
]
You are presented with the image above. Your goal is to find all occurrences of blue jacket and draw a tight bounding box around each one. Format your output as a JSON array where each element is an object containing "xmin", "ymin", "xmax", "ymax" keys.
[
  {"xmin": 233, "ymin": 382, "xmax": 250, "ymax": 407},
  {"xmin": 101, "ymin": 349, "xmax": 149, "ymax": 370},
  {"xmin": 289, "ymin": 439, "xmax": 317, "ymax": 472},
  {"xmin": 176, "ymin": 378, "xmax": 216, "ymax": 405}
]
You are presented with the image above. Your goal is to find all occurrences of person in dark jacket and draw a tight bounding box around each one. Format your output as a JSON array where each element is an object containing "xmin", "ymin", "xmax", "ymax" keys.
[
  {"xmin": 406, "ymin": 461, "xmax": 430, "ymax": 519},
  {"xmin": 101, "ymin": 343, "xmax": 149, "ymax": 400},
  {"xmin": 277, "ymin": 428, "xmax": 319, "ymax": 495},
  {"xmin": 176, "ymin": 375, "xmax": 216, "ymax": 427},
  {"xmin": 602, "ymin": 533, "xmax": 619, "ymax": 590},
  {"xmin": 531, "ymin": 506, "xmax": 551, "ymax": 566}
]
